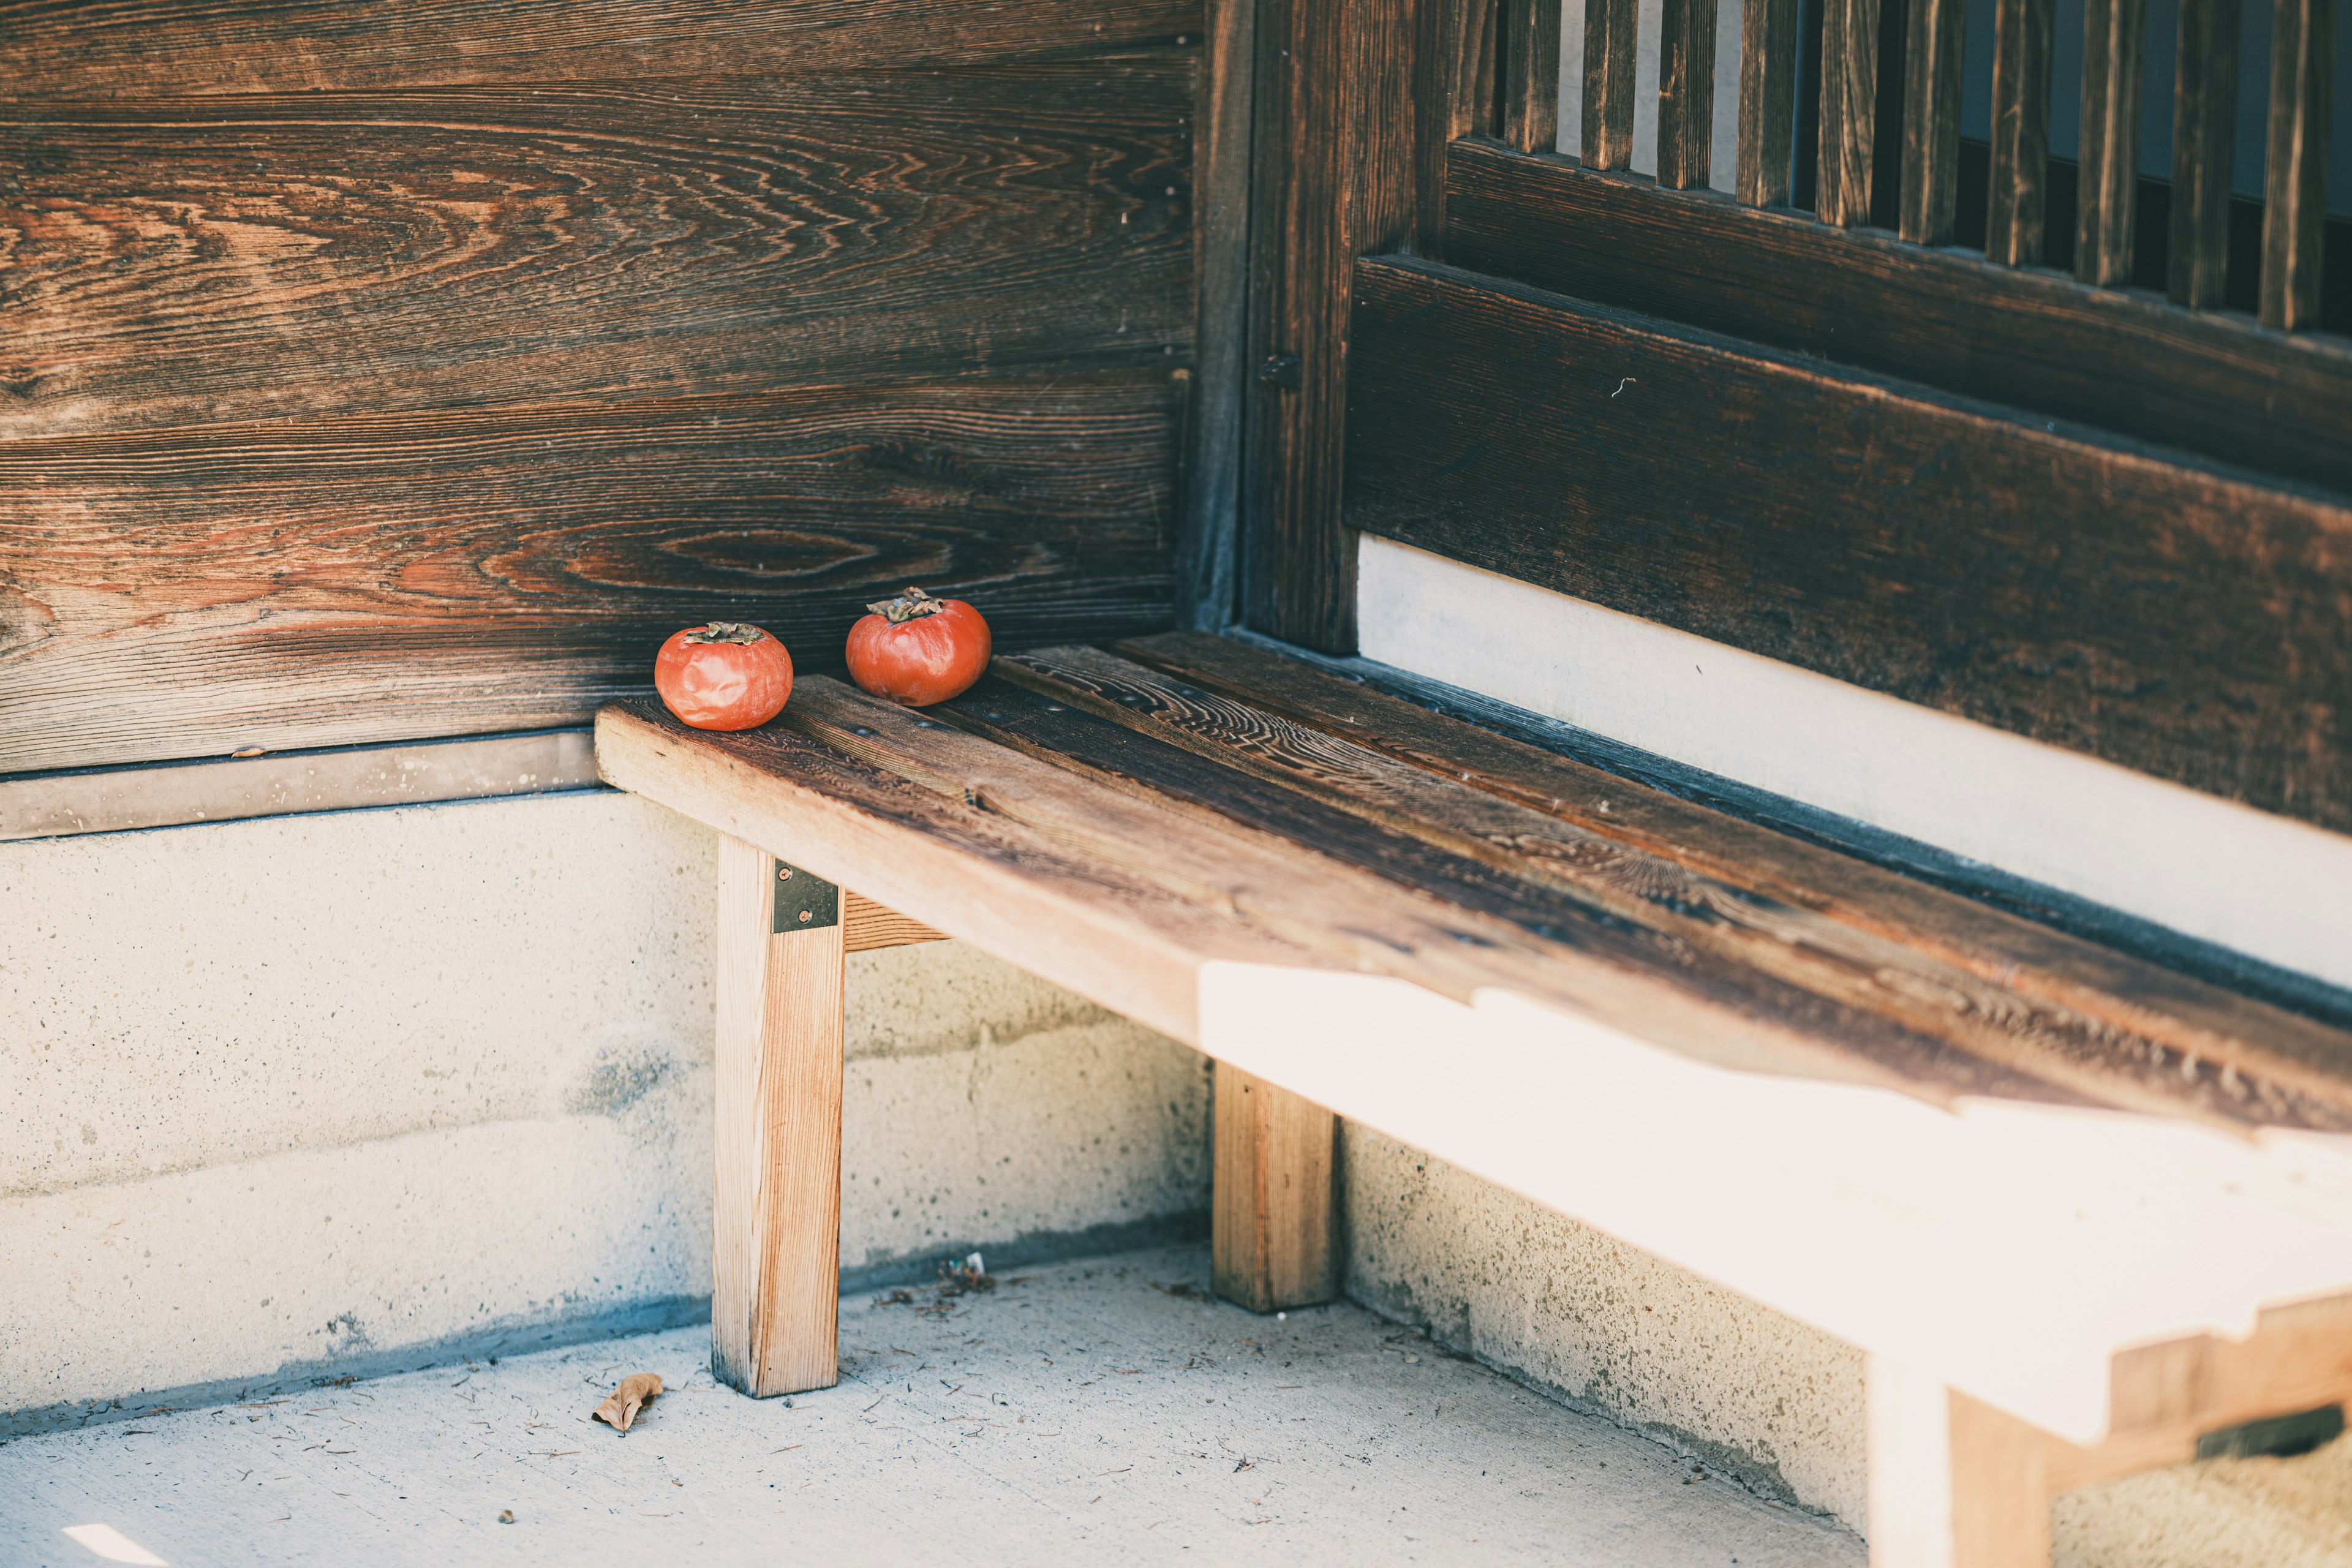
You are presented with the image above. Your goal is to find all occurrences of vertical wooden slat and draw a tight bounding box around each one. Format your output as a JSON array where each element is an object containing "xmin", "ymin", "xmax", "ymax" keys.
[
  {"xmin": 1178, "ymin": 0, "xmax": 1256, "ymax": 631},
  {"xmin": 2166, "ymin": 0, "xmax": 2241, "ymax": 306},
  {"xmin": 2258, "ymin": 0, "xmax": 2335, "ymax": 329},
  {"xmin": 1738, "ymin": 0, "xmax": 1803, "ymax": 204},
  {"xmin": 1660, "ymin": 0, "xmax": 1722, "ymax": 187},
  {"xmin": 2074, "ymin": 0, "xmax": 2148, "ymax": 285},
  {"xmin": 1502, "ymin": 0, "xmax": 1564, "ymax": 151},
  {"xmin": 1583, "ymin": 0, "xmax": 1642, "ymax": 168},
  {"xmin": 1986, "ymin": 0, "xmax": 2055, "ymax": 262},
  {"xmin": 1899, "ymin": 0, "xmax": 1967, "ymax": 241},
  {"xmin": 1242, "ymin": 0, "xmax": 1419, "ymax": 653},
  {"xmin": 1211, "ymin": 1063, "xmax": 1340, "ymax": 1313},
  {"xmin": 1817, "ymin": 0, "xmax": 1883, "ymax": 223},
  {"xmin": 712, "ymin": 837, "xmax": 846, "ymax": 1400},
  {"xmin": 1415, "ymin": 0, "xmax": 1499, "ymax": 254}
]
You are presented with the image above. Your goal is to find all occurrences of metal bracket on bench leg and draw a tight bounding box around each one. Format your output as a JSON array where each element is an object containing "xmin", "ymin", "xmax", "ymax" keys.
[{"xmin": 773, "ymin": 862, "xmax": 840, "ymax": 933}]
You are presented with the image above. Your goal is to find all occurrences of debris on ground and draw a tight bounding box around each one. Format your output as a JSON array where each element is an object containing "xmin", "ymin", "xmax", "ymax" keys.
[
  {"xmin": 592, "ymin": 1373, "xmax": 663, "ymax": 1433},
  {"xmin": 873, "ymin": 1253, "xmax": 1005, "ymax": 1317}
]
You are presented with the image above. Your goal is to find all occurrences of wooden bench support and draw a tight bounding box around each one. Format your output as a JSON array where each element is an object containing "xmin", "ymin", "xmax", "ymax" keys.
[
  {"xmin": 712, "ymin": 832, "xmax": 846, "ymax": 1398},
  {"xmin": 1869, "ymin": 1294, "xmax": 2352, "ymax": 1567},
  {"xmin": 1212, "ymin": 1065, "xmax": 1339, "ymax": 1313}
]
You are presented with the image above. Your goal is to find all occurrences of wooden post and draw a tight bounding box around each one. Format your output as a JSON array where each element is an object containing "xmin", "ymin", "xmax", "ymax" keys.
[
  {"xmin": 1867, "ymin": 1357, "xmax": 2048, "ymax": 1568},
  {"xmin": 712, "ymin": 834, "xmax": 845, "ymax": 1398},
  {"xmin": 1211, "ymin": 1063, "xmax": 1339, "ymax": 1313}
]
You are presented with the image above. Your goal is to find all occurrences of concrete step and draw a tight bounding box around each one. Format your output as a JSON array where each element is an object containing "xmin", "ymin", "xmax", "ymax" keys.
[{"xmin": 2, "ymin": 1244, "xmax": 1863, "ymax": 1568}]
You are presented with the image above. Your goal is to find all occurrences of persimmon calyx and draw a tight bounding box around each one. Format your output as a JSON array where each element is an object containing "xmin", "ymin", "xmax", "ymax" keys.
[
  {"xmin": 680, "ymin": 622, "xmax": 766, "ymax": 644},
  {"xmin": 866, "ymin": 587, "xmax": 952, "ymax": 624}
]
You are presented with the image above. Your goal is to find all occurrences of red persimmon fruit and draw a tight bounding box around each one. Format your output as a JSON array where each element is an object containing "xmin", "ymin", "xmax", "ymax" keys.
[
  {"xmin": 844, "ymin": 587, "xmax": 992, "ymax": 707},
  {"xmin": 654, "ymin": 622, "xmax": 794, "ymax": 730}
]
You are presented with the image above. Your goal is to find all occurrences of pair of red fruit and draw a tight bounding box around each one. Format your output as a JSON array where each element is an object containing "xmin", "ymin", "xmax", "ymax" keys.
[{"xmin": 653, "ymin": 587, "xmax": 990, "ymax": 731}]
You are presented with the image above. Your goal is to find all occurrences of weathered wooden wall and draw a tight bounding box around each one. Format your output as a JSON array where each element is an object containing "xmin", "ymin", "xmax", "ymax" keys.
[{"xmin": 0, "ymin": 0, "xmax": 1200, "ymax": 773}]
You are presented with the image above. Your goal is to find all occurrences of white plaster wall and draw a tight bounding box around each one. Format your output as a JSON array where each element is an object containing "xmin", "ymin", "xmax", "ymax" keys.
[{"xmin": 1, "ymin": 793, "xmax": 1210, "ymax": 1425}]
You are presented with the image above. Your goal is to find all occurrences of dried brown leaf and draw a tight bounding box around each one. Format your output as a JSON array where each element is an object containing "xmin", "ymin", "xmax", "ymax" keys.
[{"xmin": 592, "ymin": 1373, "xmax": 663, "ymax": 1433}]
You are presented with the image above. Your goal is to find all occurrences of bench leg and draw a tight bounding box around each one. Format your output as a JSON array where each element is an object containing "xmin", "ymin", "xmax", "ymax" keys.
[
  {"xmin": 1867, "ymin": 1355, "xmax": 2049, "ymax": 1568},
  {"xmin": 712, "ymin": 834, "xmax": 845, "ymax": 1397},
  {"xmin": 1211, "ymin": 1063, "xmax": 1339, "ymax": 1313}
]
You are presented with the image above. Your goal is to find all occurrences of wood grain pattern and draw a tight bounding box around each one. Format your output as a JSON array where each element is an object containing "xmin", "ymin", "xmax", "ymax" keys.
[
  {"xmin": 2258, "ymin": 0, "xmax": 2335, "ymax": 330},
  {"xmin": 712, "ymin": 834, "xmax": 845, "ymax": 1398},
  {"xmin": 843, "ymin": 891, "xmax": 948, "ymax": 952},
  {"xmin": 1004, "ymin": 643, "xmax": 2352, "ymax": 1128},
  {"xmin": 2166, "ymin": 0, "xmax": 2241, "ymax": 306},
  {"xmin": 1898, "ymin": 0, "xmax": 1966, "ymax": 243},
  {"xmin": 872, "ymin": 674, "xmax": 2085, "ymax": 1105},
  {"xmin": 1212, "ymin": 1064, "xmax": 1338, "ymax": 1312},
  {"xmin": 1179, "ymin": 0, "xmax": 1255, "ymax": 632},
  {"xmin": 1415, "ymin": 0, "xmax": 1500, "ymax": 252},
  {"xmin": 2, "ymin": 0, "xmax": 1202, "ymax": 96},
  {"xmin": 1658, "ymin": 0, "xmax": 1720, "ymax": 189},
  {"xmin": 1501, "ymin": 0, "xmax": 1565, "ymax": 154},
  {"xmin": 1986, "ymin": 0, "xmax": 2054, "ymax": 263},
  {"xmin": 1440, "ymin": 138, "xmax": 2352, "ymax": 497},
  {"xmin": 1344, "ymin": 255, "xmax": 2352, "ymax": 835},
  {"xmin": 1736, "ymin": 0, "xmax": 1801, "ymax": 205},
  {"xmin": 0, "ymin": 375, "xmax": 1180, "ymax": 773},
  {"xmin": 2075, "ymin": 0, "xmax": 2147, "ymax": 285},
  {"xmin": 1115, "ymin": 631, "xmax": 2352, "ymax": 1110},
  {"xmin": 1815, "ymin": 0, "xmax": 1881, "ymax": 223},
  {"xmin": 1581, "ymin": 0, "xmax": 1642, "ymax": 169},
  {"xmin": 1240, "ymin": 0, "xmax": 1417, "ymax": 652},
  {"xmin": 0, "ymin": 69, "xmax": 1192, "ymax": 439},
  {"xmin": 596, "ymin": 699, "xmax": 1330, "ymax": 1048}
]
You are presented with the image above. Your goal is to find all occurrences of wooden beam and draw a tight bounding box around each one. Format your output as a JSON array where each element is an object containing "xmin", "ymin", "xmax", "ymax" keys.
[
  {"xmin": 1439, "ymin": 139, "xmax": 2352, "ymax": 499},
  {"xmin": 0, "ymin": 729, "xmax": 595, "ymax": 842},
  {"xmin": 1736, "ymin": 0, "xmax": 1802, "ymax": 205},
  {"xmin": 2166, "ymin": 0, "xmax": 2242, "ymax": 306},
  {"xmin": 1658, "ymin": 0, "xmax": 1721, "ymax": 189},
  {"xmin": 844, "ymin": 891, "xmax": 949, "ymax": 952},
  {"xmin": 1241, "ymin": 0, "xmax": 1419, "ymax": 653},
  {"xmin": 2075, "ymin": 0, "xmax": 2149, "ymax": 285},
  {"xmin": 2258, "ymin": 0, "xmax": 2335, "ymax": 329},
  {"xmin": 1343, "ymin": 254, "xmax": 2352, "ymax": 838},
  {"xmin": 1816, "ymin": 0, "xmax": 1882, "ymax": 224},
  {"xmin": 1899, "ymin": 0, "xmax": 1967, "ymax": 243},
  {"xmin": 712, "ymin": 836, "xmax": 846, "ymax": 1398},
  {"xmin": 1985, "ymin": 0, "xmax": 2054, "ymax": 263},
  {"xmin": 1212, "ymin": 1065, "xmax": 1340, "ymax": 1311},
  {"xmin": 1180, "ymin": 0, "xmax": 1256, "ymax": 633}
]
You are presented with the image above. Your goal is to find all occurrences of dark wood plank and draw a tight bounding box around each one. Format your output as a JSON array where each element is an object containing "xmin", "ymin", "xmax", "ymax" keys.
[
  {"xmin": 2165, "ymin": 0, "xmax": 2242, "ymax": 307},
  {"xmin": 1986, "ymin": 0, "xmax": 2054, "ymax": 263},
  {"xmin": 1415, "ymin": 0, "xmax": 1500, "ymax": 252},
  {"xmin": 1898, "ymin": 0, "xmax": 1966, "ymax": 243},
  {"xmin": 3, "ymin": 0, "xmax": 1202, "ymax": 96},
  {"xmin": 1343, "ymin": 255, "xmax": 2352, "ymax": 835},
  {"xmin": 1441, "ymin": 138, "xmax": 2352, "ymax": 497},
  {"xmin": 1658, "ymin": 0, "xmax": 1720, "ymax": 189},
  {"xmin": 1502, "ymin": 0, "xmax": 1564, "ymax": 154},
  {"xmin": 0, "ymin": 67, "xmax": 1193, "ymax": 439},
  {"xmin": 1736, "ymin": 0, "xmax": 1801, "ymax": 205},
  {"xmin": 1118, "ymin": 629, "xmax": 2352, "ymax": 1120},
  {"xmin": 0, "ymin": 375, "xmax": 1180, "ymax": 774},
  {"xmin": 1240, "ymin": 0, "xmax": 1417, "ymax": 653},
  {"xmin": 1581, "ymin": 0, "xmax": 1641, "ymax": 170},
  {"xmin": 1011, "ymin": 641, "xmax": 2352, "ymax": 1127},
  {"xmin": 926, "ymin": 669, "xmax": 2088, "ymax": 1107},
  {"xmin": 1178, "ymin": 0, "xmax": 1255, "ymax": 631},
  {"xmin": 2258, "ymin": 0, "xmax": 2335, "ymax": 330},
  {"xmin": 1815, "ymin": 0, "xmax": 1880, "ymax": 223},
  {"xmin": 2075, "ymin": 0, "xmax": 2148, "ymax": 285}
]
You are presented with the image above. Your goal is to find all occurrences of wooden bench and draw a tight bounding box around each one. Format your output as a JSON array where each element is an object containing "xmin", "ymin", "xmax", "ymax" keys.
[{"xmin": 595, "ymin": 630, "xmax": 2352, "ymax": 1568}]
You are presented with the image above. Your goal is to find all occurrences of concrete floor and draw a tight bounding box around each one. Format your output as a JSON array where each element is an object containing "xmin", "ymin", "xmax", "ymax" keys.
[{"xmin": 4, "ymin": 1246, "xmax": 1862, "ymax": 1567}]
